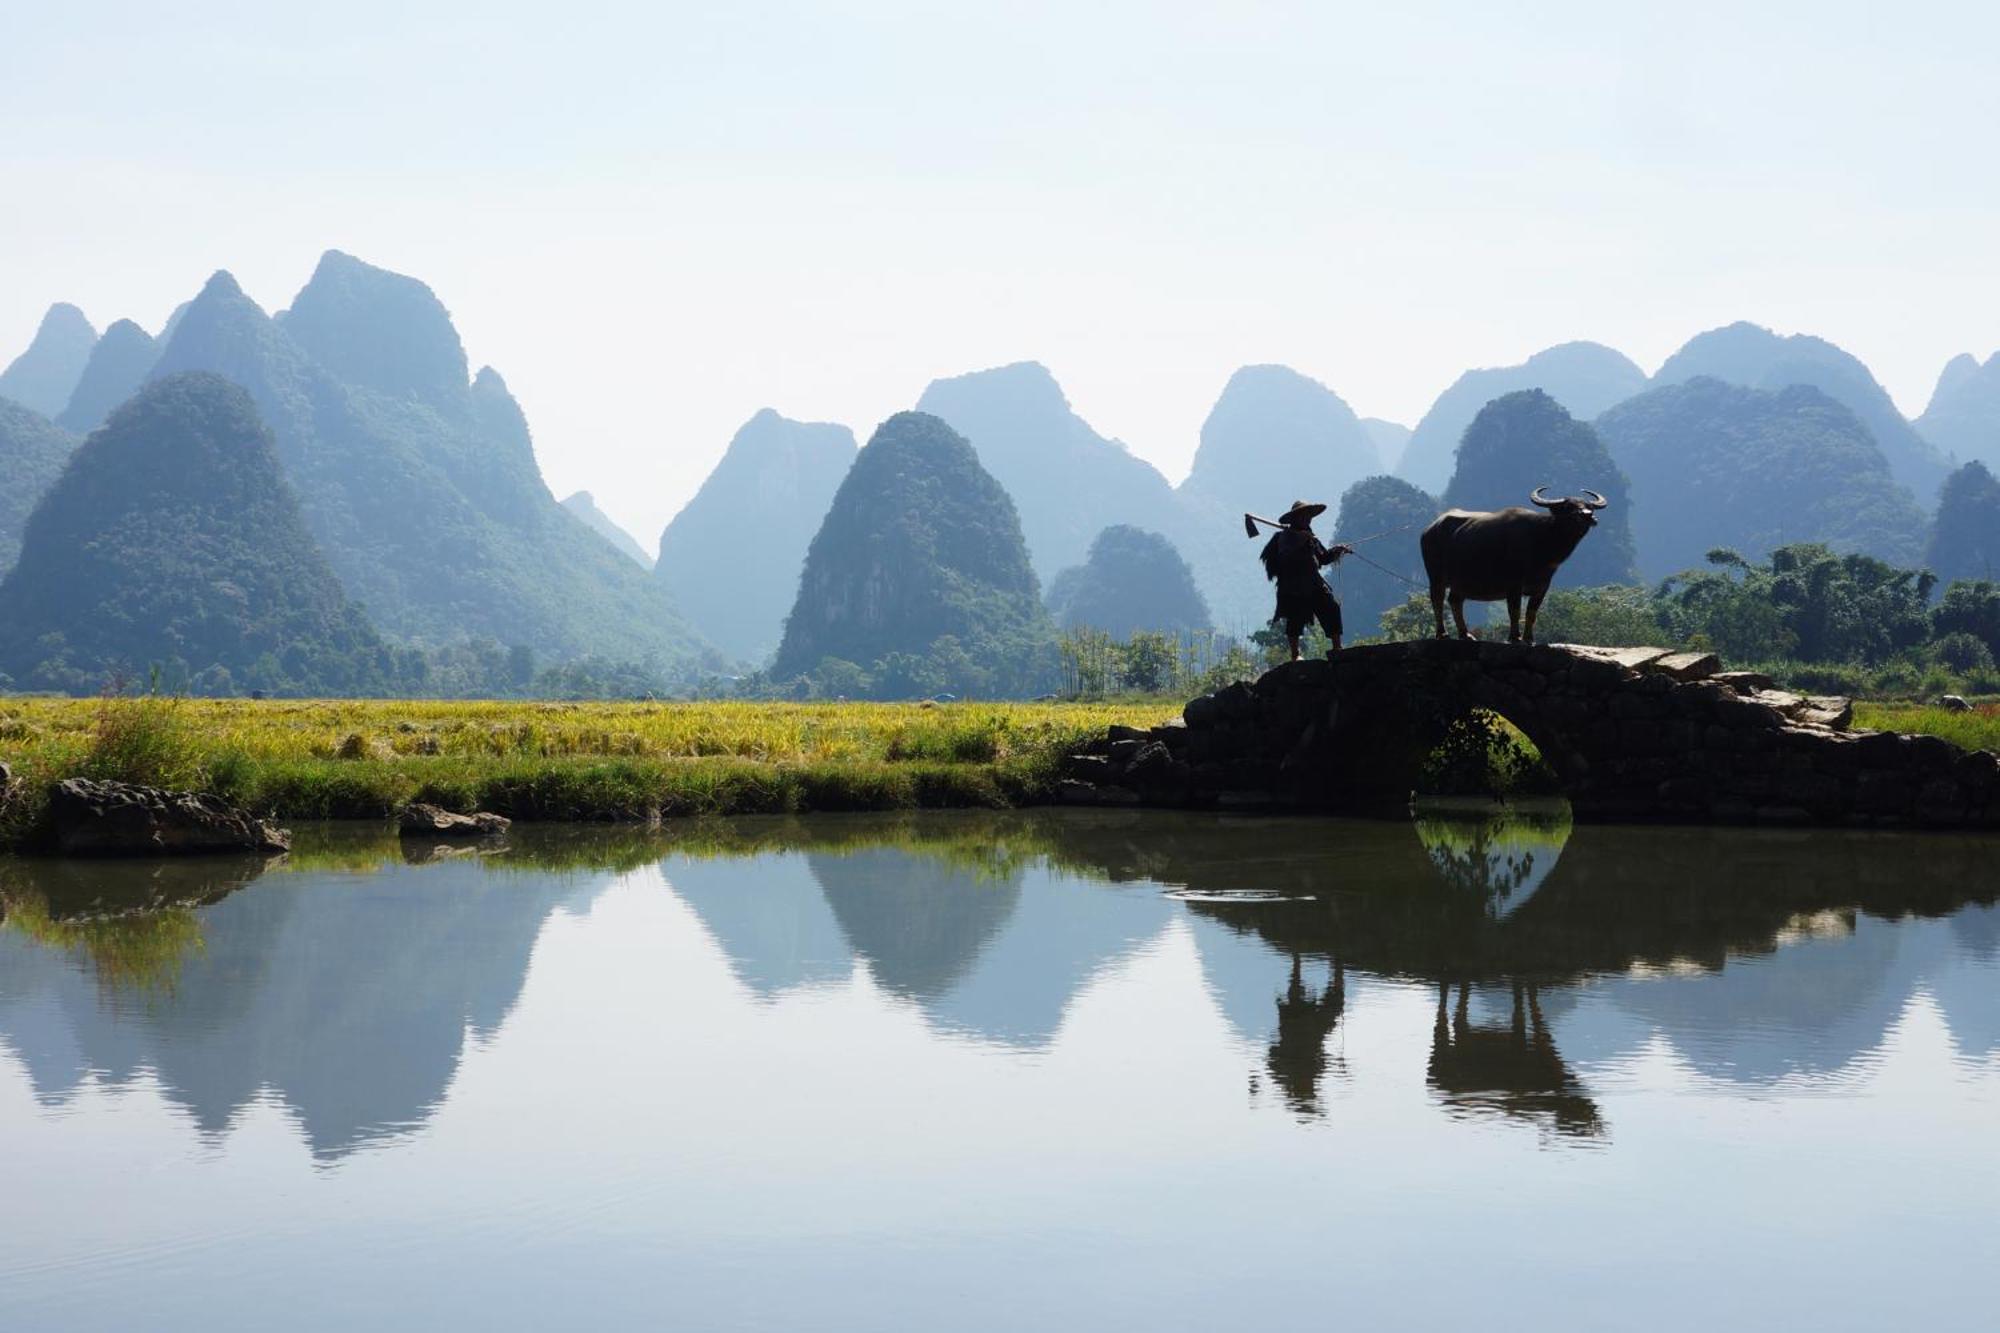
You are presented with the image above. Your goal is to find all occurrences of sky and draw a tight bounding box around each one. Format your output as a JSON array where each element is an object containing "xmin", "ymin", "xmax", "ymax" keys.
[{"xmin": 6, "ymin": 0, "xmax": 1999, "ymax": 548}]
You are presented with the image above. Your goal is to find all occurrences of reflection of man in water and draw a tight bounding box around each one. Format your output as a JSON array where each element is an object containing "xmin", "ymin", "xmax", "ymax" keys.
[
  {"xmin": 1427, "ymin": 980, "xmax": 1603, "ymax": 1138},
  {"xmin": 1266, "ymin": 952, "xmax": 1345, "ymax": 1114}
]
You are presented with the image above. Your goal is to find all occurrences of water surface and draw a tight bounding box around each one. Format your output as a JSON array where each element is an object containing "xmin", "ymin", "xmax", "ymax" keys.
[{"xmin": 1, "ymin": 810, "xmax": 1995, "ymax": 1330}]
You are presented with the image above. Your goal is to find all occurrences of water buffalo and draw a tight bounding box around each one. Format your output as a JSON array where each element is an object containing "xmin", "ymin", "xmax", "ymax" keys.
[{"xmin": 1420, "ymin": 487, "xmax": 1607, "ymax": 643}]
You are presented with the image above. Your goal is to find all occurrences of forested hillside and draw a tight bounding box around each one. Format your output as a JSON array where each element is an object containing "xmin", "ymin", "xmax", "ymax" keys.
[
  {"xmin": 774, "ymin": 412, "xmax": 1052, "ymax": 695},
  {"xmin": 1398, "ymin": 342, "xmax": 1647, "ymax": 494},
  {"xmin": 0, "ymin": 373, "xmax": 407, "ymax": 695},
  {"xmin": 916, "ymin": 362, "xmax": 1181, "ymax": 583},
  {"xmin": 146, "ymin": 253, "xmax": 712, "ymax": 673},
  {"xmin": 1045, "ymin": 526, "xmax": 1211, "ymax": 637},
  {"xmin": 0, "ymin": 397, "xmax": 75, "ymax": 576},
  {"xmin": 1654, "ymin": 322, "xmax": 1952, "ymax": 502},
  {"xmin": 56, "ymin": 319, "xmax": 158, "ymax": 434},
  {"xmin": 1331, "ymin": 475, "xmax": 1437, "ymax": 638},
  {"xmin": 1596, "ymin": 378, "xmax": 1927, "ymax": 578},
  {"xmin": 1928, "ymin": 461, "xmax": 2000, "ymax": 585}
]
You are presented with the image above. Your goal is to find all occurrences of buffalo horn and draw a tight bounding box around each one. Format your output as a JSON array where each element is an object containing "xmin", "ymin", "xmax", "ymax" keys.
[
  {"xmin": 1579, "ymin": 489, "xmax": 1608, "ymax": 509},
  {"xmin": 1529, "ymin": 486, "xmax": 1559, "ymax": 508}
]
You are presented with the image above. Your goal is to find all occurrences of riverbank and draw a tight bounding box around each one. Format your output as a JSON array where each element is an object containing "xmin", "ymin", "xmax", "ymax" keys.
[
  {"xmin": 1, "ymin": 693, "xmax": 1993, "ymax": 851},
  {"xmin": 0, "ymin": 696, "xmax": 1179, "ymax": 848}
]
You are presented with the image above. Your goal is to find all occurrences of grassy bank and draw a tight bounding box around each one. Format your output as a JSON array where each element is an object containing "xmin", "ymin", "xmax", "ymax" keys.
[
  {"xmin": 0, "ymin": 695, "xmax": 1179, "ymax": 847},
  {"xmin": 1852, "ymin": 701, "xmax": 2000, "ymax": 753}
]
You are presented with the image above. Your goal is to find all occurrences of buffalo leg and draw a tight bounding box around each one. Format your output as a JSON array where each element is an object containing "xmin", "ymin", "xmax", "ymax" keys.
[
  {"xmin": 1523, "ymin": 589, "xmax": 1547, "ymax": 644},
  {"xmin": 1430, "ymin": 586, "xmax": 1447, "ymax": 639},
  {"xmin": 1506, "ymin": 593, "xmax": 1522, "ymax": 642},
  {"xmin": 1449, "ymin": 593, "xmax": 1471, "ymax": 640}
]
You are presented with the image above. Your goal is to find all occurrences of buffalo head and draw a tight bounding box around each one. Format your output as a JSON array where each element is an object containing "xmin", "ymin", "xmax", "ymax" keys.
[{"xmin": 1529, "ymin": 486, "xmax": 1608, "ymax": 529}]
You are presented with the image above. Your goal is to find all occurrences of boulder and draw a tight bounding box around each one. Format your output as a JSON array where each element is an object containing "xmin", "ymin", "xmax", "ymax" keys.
[
  {"xmin": 1939, "ymin": 695, "xmax": 1973, "ymax": 713},
  {"xmin": 398, "ymin": 803, "xmax": 511, "ymax": 837},
  {"xmin": 1651, "ymin": 651, "xmax": 1720, "ymax": 682},
  {"xmin": 45, "ymin": 778, "xmax": 291, "ymax": 857}
]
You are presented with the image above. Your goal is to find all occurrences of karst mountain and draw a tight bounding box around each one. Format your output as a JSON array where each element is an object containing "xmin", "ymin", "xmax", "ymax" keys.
[
  {"xmin": 1398, "ymin": 342, "xmax": 1648, "ymax": 495},
  {"xmin": 0, "ymin": 396, "xmax": 75, "ymax": 576},
  {"xmin": 0, "ymin": 373, "xmax": 403, "ymax": 694},
  {"xmin": 1595, "ymin": 377, "xmax": 1927, "ymax": 578},
  {"xmin": 56, "ymin": 318, "xmax": 160, "ymax": 434},
  {"xmin": 657, "ymin": 408, "xmax": 858, "ymax": 665},
  {"xmin": 773, "ymin": 411, "xmax": 1050, "ymax": 687},
  {"xmin": 0, "ymin": 303, "xmax": 98, "ymax": 419},
  {"xmin": 145, "ymin": 251, "xmax": 711, "ymax": 670},
  {"xmin": 561, "ymin": 491, "xmax": 654, "ymax": 569},
  {"xmin": 1653, "ymin": 322, "xmax": 1952, "ymax": 502},
  {"xmin": 1045, "ymin": 525, "xmax": 1212, "ymax": 638},
  {"xmin": 1918, "ymin": 352, "xmax": 2000, "ymax": 472},
  {"xmin": 914, "ymin": 362, "xmax": 1181, "ymax": 584}
]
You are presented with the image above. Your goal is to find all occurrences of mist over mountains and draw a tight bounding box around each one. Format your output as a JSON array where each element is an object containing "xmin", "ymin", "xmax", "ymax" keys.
[
  {"xmin": 657, "ymin": 409, "xmax": 857, "ymax": 665},
  {"xmin": 0, "ymin": 374, "xmax": 404, "ymax": 694},
  {"xmin": 1397, "ymin": 342, "xmax": 1647, "ymax": 496},
  {"xmin": 0, "ymin": 303, "xmax": 96, "ymax": 419},
  {"xmin": 2, "ymin": 252, "xmax": 1993, "ymax": 697},
  {"xmin": 915, "ymin": 361, "xmax": 1184, "ymax": 585},
  {"xmin": 1597, "ymin": 378, "xmax": 1928, "ymax": 579},
  {"xmin": 1652, "ymin": 322, "xmax": 1952, "ymax": 503},
  {"xmin": 1919, "ymin": 352, "xmax": 2000, "ymax": 471},
  {"xmin": 147, "ymin": 253, "xmax": 711, "ymax": 670},
  {"xmin": 561, "ymin": 491, "xmax": 653, "ymax": 569}
]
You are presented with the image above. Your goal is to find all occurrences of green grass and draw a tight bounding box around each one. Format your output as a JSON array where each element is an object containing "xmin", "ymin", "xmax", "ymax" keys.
[
  {"xmin": 0, "ymin": 695, "xmax": 1178, "ymax": 848},
  {"xmin": 1853, "ymin": 702, "xmax": 2000, "ymax": 753}
]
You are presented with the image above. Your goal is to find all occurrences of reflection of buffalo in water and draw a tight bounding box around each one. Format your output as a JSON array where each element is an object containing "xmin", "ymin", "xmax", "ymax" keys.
[{"xmin": 1429, "ymin": 981, "xmax": 1602, "ymax": 1139}]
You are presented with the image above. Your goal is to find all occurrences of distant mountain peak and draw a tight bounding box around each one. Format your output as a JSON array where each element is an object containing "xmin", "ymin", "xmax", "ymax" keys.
[
  {"xmin": 561, "ymin": 490, "xmax": 654, "ymax": 569},
  {"xmin": 1918, "ymin": 349, "xmax": 2000, "ymax": 472},
  {"xmin": 915, "ymin": 361, "xmax": 1177, "ymax": 582},
  {"xmin": 200, "ymin": 270, "xmax": 245, "ymax": 300},
  {"xmin": 1396, "ymin": 341, "xmax": 1646, "ymax": 495},
  {"xmin": 280, "ymin": 251, "xmax": 469, "ymax": 405},
  {"xmin": 658, "ymin": 408, "xmax": 859, "ymax": 664},
  {"xmin": 57, "ymin": 318, "xmax": 160, "ymax": 434},
  {"xmin": 0, "ymin": 302, "xmax": 100, "ymax": 418},
  {"xmin": 1656, "ymin": 323, "xmax": 1950, "ymax": 498}
]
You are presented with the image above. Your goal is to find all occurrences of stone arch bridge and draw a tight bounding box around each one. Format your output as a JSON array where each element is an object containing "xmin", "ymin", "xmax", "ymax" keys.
[{"xmin": 1064, "ymin": 640, "xmax": 2000, "ymax": 829}]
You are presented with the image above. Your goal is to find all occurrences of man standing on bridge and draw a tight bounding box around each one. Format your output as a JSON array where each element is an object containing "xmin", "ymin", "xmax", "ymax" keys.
[{"xmin": 1260, "ymin": 500, "xmax": 1353, "ymax": 661}]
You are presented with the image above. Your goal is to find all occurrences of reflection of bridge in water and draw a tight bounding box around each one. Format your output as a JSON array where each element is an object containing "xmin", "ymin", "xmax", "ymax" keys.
[{"xmin": 1, "ymin": 812, "xmax": 1995, "ymax": 1156}]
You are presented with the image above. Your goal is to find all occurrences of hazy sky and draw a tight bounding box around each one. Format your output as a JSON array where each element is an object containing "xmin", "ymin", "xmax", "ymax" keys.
[{"xmin": 7, "ymin": 1, "xmax": 1998, "ymax": 546}]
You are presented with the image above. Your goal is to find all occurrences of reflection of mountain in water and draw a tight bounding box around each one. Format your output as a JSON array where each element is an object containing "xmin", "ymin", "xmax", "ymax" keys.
[
  {"xmin": 663, "ymin": 851, "xmax": 853, "ymax": 997},
  {"xmin": 665, "ymin": 829, "xmax": 1184, "ymax": 1047},
  {"xmin": 0, "ymin": 853, "xmax": 608, "ymax": 1161}
]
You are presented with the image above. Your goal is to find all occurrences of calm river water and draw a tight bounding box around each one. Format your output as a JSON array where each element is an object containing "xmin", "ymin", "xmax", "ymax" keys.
[{"xmin": 1, "ymin": 808, "xmax": 1996, "ymax": 1331}]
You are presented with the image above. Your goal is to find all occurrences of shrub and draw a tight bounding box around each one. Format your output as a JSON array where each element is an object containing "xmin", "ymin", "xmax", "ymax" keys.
[
  {"xmin": 82, "ymin": 690, "xmax": 206, "ymax": 790},
  {"xmin": 1932, "ymin": 632, "xmax": 1996, "ymax": 674}
]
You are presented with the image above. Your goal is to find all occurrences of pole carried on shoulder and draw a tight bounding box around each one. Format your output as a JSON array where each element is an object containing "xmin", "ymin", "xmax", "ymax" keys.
[{"xmin": 1243, "ymin": 512, "xmax": 1284, "ymax": 538}]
